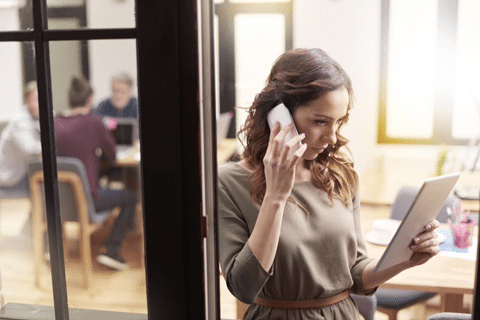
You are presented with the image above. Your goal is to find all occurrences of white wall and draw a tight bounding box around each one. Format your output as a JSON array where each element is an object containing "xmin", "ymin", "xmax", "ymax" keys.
[
  {"xmin": 0, "ymin": 1, "xmax": 137, "ymax": 121},
  {"xmin": 294, "ymin": 0, "xmax": 382, "ymax": 174},
  {"xmin": 293, "ymin": 0, "xmax": 448, "ymax": 185},
  {"xmin": 0, "ymin": 7, "xmax": 23, "ymax": 121},
  {"xmin": 86, "ymin": 0, "xmax": 137, "ymax": 105}
]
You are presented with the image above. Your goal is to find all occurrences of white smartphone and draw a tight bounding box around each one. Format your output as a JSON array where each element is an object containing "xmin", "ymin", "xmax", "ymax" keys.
[{"xmin": 267, "ymin": 103, "xmax": 302, "ymax": 153}]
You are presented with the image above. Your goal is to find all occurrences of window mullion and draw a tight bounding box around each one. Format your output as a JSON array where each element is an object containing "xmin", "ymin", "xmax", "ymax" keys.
[
  {"xmin": 432, "ymin": 0, "xmax": 458, "ymax": 144},
  {"xmin": 32, "ymin": 1, "xmax": 70, "ymax": 319}
]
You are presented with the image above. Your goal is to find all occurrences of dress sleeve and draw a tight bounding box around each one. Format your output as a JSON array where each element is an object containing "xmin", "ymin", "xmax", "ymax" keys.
[
  {"xmin": 350, "ymin": 191, "xmax": 377, "ymax": 295},
  {"xmin": 10, "ymin": 119, "xmax": 42, "ymax": 156},
  {"xmin": 217, "ymin": 180, "xmax": 272, "ymax": 304}
]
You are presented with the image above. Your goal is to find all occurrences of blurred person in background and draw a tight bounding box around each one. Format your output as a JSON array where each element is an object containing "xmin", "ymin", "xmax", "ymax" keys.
[
  {"xmin": 95, "ymin": 72, "xmax": 138, "ymax": 119},
  {"xmin": 55, "ymin": 75, "xmax": 137, "ymax": 271},
  {"xmin": 0, "ymin": 81, "xmax": 41, "ymax": 190}
]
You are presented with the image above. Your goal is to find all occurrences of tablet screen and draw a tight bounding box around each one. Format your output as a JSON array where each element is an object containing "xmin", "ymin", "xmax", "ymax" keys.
[{"xmin": 374, "ymin": 173, "xmax": 460, "ymax": 272}]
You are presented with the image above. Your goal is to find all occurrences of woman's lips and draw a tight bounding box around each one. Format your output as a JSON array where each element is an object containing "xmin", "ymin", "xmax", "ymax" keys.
[{"xmin": 311, "ymin": 145, "xmax": 328, "ymax": 154}]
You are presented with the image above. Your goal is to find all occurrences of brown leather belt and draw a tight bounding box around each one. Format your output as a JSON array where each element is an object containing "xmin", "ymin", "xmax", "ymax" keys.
[{"xmin": 254, "ymin": 290, "xmax": 351, "ymax": 310}]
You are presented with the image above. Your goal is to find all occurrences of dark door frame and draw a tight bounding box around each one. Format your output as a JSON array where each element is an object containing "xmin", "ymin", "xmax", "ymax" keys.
[{"xmin": 1, "ymin": 0, "xmax": 207, "ymax": 319}]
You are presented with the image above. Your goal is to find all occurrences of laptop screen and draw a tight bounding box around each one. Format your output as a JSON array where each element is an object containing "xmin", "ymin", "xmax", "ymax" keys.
[{"xmin": 110, "ymin": 118, "xmax": 137, "ymax": 147}]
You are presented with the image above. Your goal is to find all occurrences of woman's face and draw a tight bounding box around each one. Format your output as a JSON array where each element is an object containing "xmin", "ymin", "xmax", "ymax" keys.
[
  {"xmin": 26, "ymin": 89, "xmax": 39, "ymax": 119},
  {"xmin": 111, "ymin": 80, "xmax": 132, "ymax": 110},
  {"xmin": 292, "ymin": 87, "xmax": 349, "ymax": 161}
]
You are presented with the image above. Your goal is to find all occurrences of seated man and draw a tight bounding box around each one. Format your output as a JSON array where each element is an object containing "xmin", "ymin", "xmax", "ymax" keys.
[
  {"xmin": 0, "ymin": 81, "xmax": 41, "ymax": 189},
  {"xmin": 55, "ymin": 75, "xmax": 137, "ymax": 271},
  {"xmin": 94, "ymin": 72, "xmax": 138, "ymax": 118}
]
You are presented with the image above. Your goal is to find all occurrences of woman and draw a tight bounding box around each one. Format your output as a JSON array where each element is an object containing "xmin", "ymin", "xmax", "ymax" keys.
[
  {"xmin": 55, "ymin": 76, "xmax": 137, "ymax": 271},
  {"xmin": 217, "ymin": 48, "xmax": 440, "ymax": 319}
]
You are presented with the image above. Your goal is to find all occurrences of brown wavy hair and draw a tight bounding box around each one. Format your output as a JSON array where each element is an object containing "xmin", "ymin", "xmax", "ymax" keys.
[{"xmin": 239, "ymin": 48, "xmax": 358, "ymax": 206}]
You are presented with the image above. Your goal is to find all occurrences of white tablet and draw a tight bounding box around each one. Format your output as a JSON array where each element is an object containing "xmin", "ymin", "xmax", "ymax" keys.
[{"xmin": 374, "ymin": 173, "xmax": 461, "ymax": 273}]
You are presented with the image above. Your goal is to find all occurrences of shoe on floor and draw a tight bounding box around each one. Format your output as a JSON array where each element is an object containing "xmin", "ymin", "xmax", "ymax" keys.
[{"xmin": 96, "ymin": 251, "xmax": 128, "ymax": 271}]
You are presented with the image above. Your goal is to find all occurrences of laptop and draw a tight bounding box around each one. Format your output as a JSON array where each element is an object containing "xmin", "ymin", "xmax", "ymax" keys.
[
  {"xmin": 217, "ymin": 111, "xmax": 233, "ymax": 142},
  {"xmin": 110, "ymin": 118, "xmax": 138, "ymax": 159}
]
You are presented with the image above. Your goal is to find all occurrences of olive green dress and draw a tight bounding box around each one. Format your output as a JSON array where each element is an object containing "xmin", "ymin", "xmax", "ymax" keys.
[{"xmin": 218, "ymin": 162, "xmax": 376, "ymax": 320}]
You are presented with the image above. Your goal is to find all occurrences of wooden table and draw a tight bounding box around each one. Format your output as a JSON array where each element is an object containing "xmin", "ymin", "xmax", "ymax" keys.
[
  {"xmin": 361, "ymin": 204, "xmax": 476, "ymax": 313},
  {"xmin": 106, "ymin": 146, "xmax": 141, "ymax": 196}
]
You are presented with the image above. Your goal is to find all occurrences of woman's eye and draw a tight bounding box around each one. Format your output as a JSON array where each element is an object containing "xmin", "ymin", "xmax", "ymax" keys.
[{"xmin": 315, "ymin": 119, "xmax": 327, "ymax": 126}]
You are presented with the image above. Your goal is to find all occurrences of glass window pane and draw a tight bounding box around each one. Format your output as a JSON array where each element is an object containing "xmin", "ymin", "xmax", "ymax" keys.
[
  {"xmin": 49, "ymin": 39, "xmax": 146, "ymax": 313},
  {"xmin": 0, "ymin": 42, "xmax": 54, "ymax": 305},
  {"xmin": 86, "ymin": 0, "xmax": 135, "ymax": 29},
  {"xmin": 234, "ymin": 13, "xmax": 285, "ymax": 137},
  {"xmin": 0, "ymin": 1, "xmax": 26, "ymax": 31},
  {"xmin": 44, "ymin": 0, "xmax": 135, "ymax": 29},
  {"xmin": 386, "ymin": 0, "xmax": 437, "ymax": 139},
  {"xmin": 230, "ymin": 0, "xmax": 290, "ymax": 3},
  {"xmin": 452, "ymin": 0, "xmax": 480, "ymax": 140},
  {"xmin": 48, "ymin": 0, "xmax": 84, "ymax": 6}
]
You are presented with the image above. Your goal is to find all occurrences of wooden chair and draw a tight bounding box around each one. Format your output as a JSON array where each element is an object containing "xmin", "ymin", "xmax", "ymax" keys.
[
  {"xmin": 0, "ymin": 179, "xmax": 30, "ymax": 237},
  {"xmin": 29, "ymin": 157, "xmax": 113, "ymax": 289}
]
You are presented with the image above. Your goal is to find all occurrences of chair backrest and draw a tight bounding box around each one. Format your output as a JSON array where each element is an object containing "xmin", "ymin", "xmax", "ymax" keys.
[
  {"xmin": 0, "ymin": 179, "xmax": 29, "ymax": 199},
  {"xmin": 351, "ymin": 294, "xmax": 377, "ymax": 320},
  {"xmin": 28, "ymin": 157, "xmax": 108, "ymax": 223},
  {"xmin": 391, "ymin": 186, "xmax": 461, "ymax": 223}
]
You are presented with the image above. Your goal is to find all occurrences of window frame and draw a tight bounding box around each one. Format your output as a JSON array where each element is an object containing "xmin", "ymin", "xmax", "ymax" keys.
[
  {"xmin": 0, "ymin": 0, "xmax": 207, "ymax": 319},
  {"xmin": 377, "ymin": 0, "xmax": 471, "ymax": 146},
  {"xmin": 214, "ymin": 0, "xmax": 293, "ymax": 138}
]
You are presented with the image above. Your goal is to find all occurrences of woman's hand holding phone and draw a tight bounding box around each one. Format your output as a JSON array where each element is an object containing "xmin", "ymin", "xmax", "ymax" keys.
[{"xmin": 263, "ymin": 122, "xmax": 307, "ymax": 202}]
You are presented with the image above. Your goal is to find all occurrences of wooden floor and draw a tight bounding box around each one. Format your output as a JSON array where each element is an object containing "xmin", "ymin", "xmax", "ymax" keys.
[
  {"xmin": 0, "ymin": 198, "xmax": 470, "ymax": 319},
  {"xmin": 0, "ymin": 198, "xmax": 148, "ymax": 315}
]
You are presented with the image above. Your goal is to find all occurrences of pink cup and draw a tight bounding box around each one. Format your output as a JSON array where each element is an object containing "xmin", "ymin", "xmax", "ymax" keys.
[{"xmin": 450, "ymin": 219, "xmax": 476, "ymax": 249}]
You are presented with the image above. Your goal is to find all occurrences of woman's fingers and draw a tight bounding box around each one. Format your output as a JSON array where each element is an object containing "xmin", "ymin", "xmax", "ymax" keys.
[
  {"xmin": 267, "ymin": 123, "xmax": 295, "ymax": 157},
  {"xmin": 410, "ymin": 220, "xmax": 441, "ymax": 253},
  {"xmin": 282, "ymin": 132, "xmax": 306, "ymax": 163},
  {"xmin": 408, "ymin": 222, "xmax": 442, "ymax": 266},
  {"xmin": 410, "ymin": 236, "xmax": 440, "ymax": 252},
  {"xmin": 289, "ymin": 143, "xmax": 308, "ymax": 167},
  {"xmin": 268, "ymin": 121, "xmax": 282, "ymax": 144},
  {"xmin": 424, "ymin": 220, "xmax": 440, "ymax": 232}
]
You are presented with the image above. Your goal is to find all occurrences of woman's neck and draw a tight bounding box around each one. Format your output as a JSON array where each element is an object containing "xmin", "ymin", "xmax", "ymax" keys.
[
  {"xmin": 295, "ymin": 159, "xmax": 312, "ymax": 183},
  {"xmin": 63, "ymin": 106, "xmax": 91, "ymax": 116}
]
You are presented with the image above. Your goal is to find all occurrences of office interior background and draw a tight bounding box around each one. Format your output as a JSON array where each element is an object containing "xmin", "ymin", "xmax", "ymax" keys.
[
  {"xmin": 2, "ymin": 0, "xmax": 479, "ymax": 186},
  {"xmin": 0, "ymin": 0, "xmax": 479, "ymax": 318}
]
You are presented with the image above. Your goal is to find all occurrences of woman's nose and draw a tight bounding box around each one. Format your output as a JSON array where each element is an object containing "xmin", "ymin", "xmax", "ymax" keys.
[{"xmin": 322, "ymin": 126, "xmax": 337, "ymax": 145}]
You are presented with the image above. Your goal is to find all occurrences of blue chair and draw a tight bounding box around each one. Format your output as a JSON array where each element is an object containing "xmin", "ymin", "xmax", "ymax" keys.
[
  {"xmin": 376, "ymin": 186, "xmax": 461, "ymax": 320},
  {"xmin": 351, "ymin": 293, "xmax": 377, "ymax": 320},
  {"xmin": 28, "ymin": 157, "xmax": 113, "ymax": 288},
  {"xmin": 0, "ymin": 179, "xmax": 29, "ymax": 199},
  {"xmin": 428, "ymin": 313, "xmax": 471, "ymax": 320}
]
